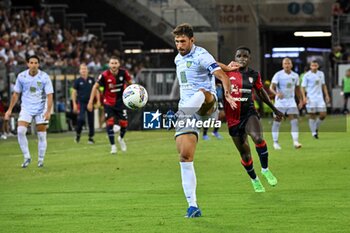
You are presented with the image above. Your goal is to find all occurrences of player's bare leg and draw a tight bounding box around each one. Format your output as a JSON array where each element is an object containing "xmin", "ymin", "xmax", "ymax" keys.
[
  {"xmin": 232, "ymin": 134, "xmax": 265, "ymax": 192},
  {"xmin": 246, "ymin": 115, "xmax": 277, "ymax": 186}
]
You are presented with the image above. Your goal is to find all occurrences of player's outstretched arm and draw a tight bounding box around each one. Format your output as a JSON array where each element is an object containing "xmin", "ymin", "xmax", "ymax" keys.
[
  {"xmin": 44, "ymin": 93, "xmax": 53, "ymax": 121},
  {"xmin": 87, "ymin": 83, "xmax": 100, "ymax": 112},
  {"xmin": 256, "ymin": 87, "xmax": 284, "ymax": 121},
  {"xmin": 71, "ymin": 88, "xmax": 78, "ymax": 113},
  {"xmin": 217, "ymin": 62, "xmax": 240, "ymax": 72},
  {"xmin": 213, "ymin": 69, "xmax": 237, "ymax": 109},
  {"xmin": 295, "ymin": 85, "xmax": 303, "ymax": 109},
  {"xmin": 322, "ymin": 84, "xmax": 331, "ymax": 103},
  {"xmin": 95, "ymin": 88, "xmax": 101, "ymax": 108},
  {"xmin": 4, "ymin": 92, "xmax": 19, "ymax": 120},
  {"xmin": 301, "ymin": 87, "xmax": 307, "ymax": 105},
  {"xmin": 269, "ymin": 83, "xmax": 283, "ymax": 99}
]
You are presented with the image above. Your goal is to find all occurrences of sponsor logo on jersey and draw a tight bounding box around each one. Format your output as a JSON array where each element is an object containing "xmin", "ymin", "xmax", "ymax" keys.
[
  {"xmin": 249, "ymin": 77, "xmax": 253, "ymax": 83},
  {"xmin": 180, "ymin": 83, "xmax": 193, "ymax": 90},
  {"xmin": 241, "ymin": 88, "xmax": 252, "ymax": 93},
  {"xmin": 231, "ymin": 84, "xmax": 239, "ymax": 94}
]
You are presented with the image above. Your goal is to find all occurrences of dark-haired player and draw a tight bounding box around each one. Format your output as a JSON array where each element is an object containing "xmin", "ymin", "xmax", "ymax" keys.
[
  {"xmin": 220, "ymin": 47, "xmax": 283, "ymax": 192},
  {"xmin": 301, "ymin": 60, "xmax": 330, "ymax": 139},
  {"xmin": 5, "ymin": 55, "xmax": 54, "ymax": 168},
  {"xmin": 170, "ymin": 23, "xmax": 237, "ymax": 218},
  {"xmin": 88, "ymin": 56, "xmax": 132, "ymax": 154}
]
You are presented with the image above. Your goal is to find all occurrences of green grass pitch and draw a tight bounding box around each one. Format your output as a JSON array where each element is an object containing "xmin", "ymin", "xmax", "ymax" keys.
[{"xmin": 0, "ymin": 116, "xmax": 349, "ymax": 233}]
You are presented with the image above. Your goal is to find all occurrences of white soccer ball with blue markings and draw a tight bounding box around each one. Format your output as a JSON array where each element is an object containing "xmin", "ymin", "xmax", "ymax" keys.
[{"xmin": 122, "ymin": 84, "xmax": 148, "ymax": 110}]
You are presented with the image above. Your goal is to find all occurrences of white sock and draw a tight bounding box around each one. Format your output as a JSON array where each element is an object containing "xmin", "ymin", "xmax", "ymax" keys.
[
  {"xmin": 261, "ymin": 168, "xmax": 269, "ymax": 172},
  {"xmin": 315, "ymin": 118, "xmax": 323, "ymax": 130},
  {"xmin": 271, "ymin": 121, "xmax": 281, "ymax": 142},
  {"xmin": 308, "ymin": 119, "xmax": 317, "ymax": 136},
  {"xmin": 37, "ymin": 132, "xmax": 47, "ymax": 162},
  {"xmin": 180, "ymin": 162, "xmax": 197, "ymax": 207},
  {"xmin": 290, "ymin": 119, "xmax": 299, "ymax": 142},
  {"xmin": 180, "ymin": 91, "xmax": 205, "ymax": 116},
  {"xmin": 17, "ymin": 126, "xmax": 30, "ymax": 159}
]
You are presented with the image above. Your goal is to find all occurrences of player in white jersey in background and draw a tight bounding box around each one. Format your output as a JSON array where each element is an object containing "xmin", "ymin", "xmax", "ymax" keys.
[
  {"xmin": 301, "ymin": 60, "xmax": 330, "ymax": 139},
  {"xmin": 270, "ymin": 58, "xmax": 303, "ymax": 150},
  {"xmin": 5, "ymin": 55, "xmax": 54, "ymax": 168},
  {"xmin": 170, "ymin": 23, "xmax": 236, "ymax": 218}
]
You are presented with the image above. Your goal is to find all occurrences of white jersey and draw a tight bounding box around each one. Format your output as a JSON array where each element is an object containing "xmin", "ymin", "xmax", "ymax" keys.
[
  {"xmin": 271, "ymin": 69, "xmax": 299, "ymax": 101},
  {"xmin": 14, "ymin": 69, "xmax": 54, "ymax": 115},
  {"xmin": 301, "ymin": 70, "xmax": 325, "ymax": 100},
  {"xmin": 175, "ymin": 45, "xmax": 220, "ymax": 107}
]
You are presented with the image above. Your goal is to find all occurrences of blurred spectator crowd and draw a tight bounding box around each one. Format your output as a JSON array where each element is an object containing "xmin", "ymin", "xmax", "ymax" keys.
[
  {"xmin": 332, "ymin": 0, "xmax": 350, "ymax": 16},
  {"xmin": 0, "ymin": 6, "xmax": 152, "ymax": 77}
]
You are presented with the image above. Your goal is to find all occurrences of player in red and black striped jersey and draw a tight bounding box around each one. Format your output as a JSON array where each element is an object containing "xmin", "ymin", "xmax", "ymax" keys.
[
  {"xmin": 220, "ymin": 47, "xmax": 284, "ymax": 192},
  {"xmin": 88, "ymin": 56, "xmax": 132, "ymax": 154}
]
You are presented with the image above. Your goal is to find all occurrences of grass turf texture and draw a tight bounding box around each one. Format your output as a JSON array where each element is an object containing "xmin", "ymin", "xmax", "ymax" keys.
[{"xmin": 0, "ymin": 115, "xmax": 349, "ymax": 233}]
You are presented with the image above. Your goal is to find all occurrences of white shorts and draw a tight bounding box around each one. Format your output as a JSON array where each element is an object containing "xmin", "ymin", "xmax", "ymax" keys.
[
  {"xmin": 174, "ymin": 109, "xmax": 219, "ymax": 138},
  {"xmin": 175, "ymin": 99, "xmax": 219, "ymax": 138},
  {"xmin": 18, "ymin": 110, "xmax": 49, "ymax": 125},
  {"xmin": 306, "ymin": 99, "xmax": 326, "ymax": 113},
  {"xmin": 274, "ymin": 99, "xmax": 299, "ymax": 115}
]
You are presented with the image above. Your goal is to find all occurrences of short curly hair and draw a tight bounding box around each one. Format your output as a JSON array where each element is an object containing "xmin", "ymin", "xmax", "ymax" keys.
[{"xmin": 172, "ymin": 23, "xmax": 194, "ymax": 38}]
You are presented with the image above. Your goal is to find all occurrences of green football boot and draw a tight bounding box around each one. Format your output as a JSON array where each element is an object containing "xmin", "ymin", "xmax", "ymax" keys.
[
  {"xmin": 262, "ymin": 169, "xmax": 278, "ymax": 186},
  {"xmin": 251, "ymin": 178, "xmax": 265, "ymax": 192}
]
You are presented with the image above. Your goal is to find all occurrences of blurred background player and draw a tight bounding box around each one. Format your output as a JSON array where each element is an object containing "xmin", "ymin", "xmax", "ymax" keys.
[
  {"xmin": 298, "ymin": 66, "xmax": 309, "ymax": 116},
  {"xmin": 0, "ymin": 96, "xmax": 11, "ymax": 139},
  {"xmin": 170, "ymin": 23, "xmax": 236, "ymax": 218},
  {"xmin": 72, "ymin": 63, "xmax": 99, "ymax": 144},
  {"xmin": 220, "ymin": 47, "xmax": 283, "ymax": 192},
  {"xmin": 98, "ymin": 86, "xmax": 106, "ymax": 129},
  {"xmin": 4, "ymin": 55, "xmax": 53, "ymax": 168},
  {"xmin": 342, "ymin": 68, "xmax": 350, "ymax": 114},
  {"xmin": 202, "ymin": 81, "xmax": 225, "ymax": 140},
  {"xmin": 88, "ymin": 56, "xmax": 132, "ymax": 154},
  {"xmin": 270, "ymin": 58, "xmax": 303, "ymax": 150},
  {"xmin": 262, "ymin": 80, "xmax": 275, "ymax": 118},
  {"xmin": 301, "ymin": 61, "xmax": 330, "ymax": 139}
]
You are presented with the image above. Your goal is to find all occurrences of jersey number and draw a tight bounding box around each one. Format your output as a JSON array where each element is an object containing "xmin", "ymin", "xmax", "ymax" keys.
[{"xmin": 180, "ymin": 71, "xmax": 187, "ymax": 83}]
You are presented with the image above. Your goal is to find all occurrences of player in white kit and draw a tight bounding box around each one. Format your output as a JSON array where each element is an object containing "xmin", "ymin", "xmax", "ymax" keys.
[
  {"xmin": 301, "ymin": 60, "xmax": 330, "ymax": 139},
  {"xmin": 170, "ymin": 23, "xmax": 236, "ymax": 218},
  {"xmin": 270, "ymin": 58, "xmax": 303, "ymax": 149},
  {"xmin": 5, "ymin": 55, "xmax": 54, "ymax": 168}
]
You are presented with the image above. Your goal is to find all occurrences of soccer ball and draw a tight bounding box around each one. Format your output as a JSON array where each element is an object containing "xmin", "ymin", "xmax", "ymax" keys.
[{"xmin": 122, "ymin": 84, "xmax": 148, "ymax": 110}]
